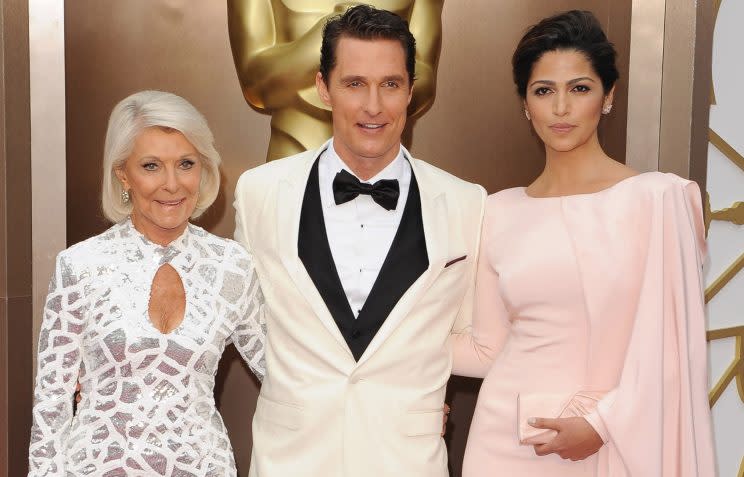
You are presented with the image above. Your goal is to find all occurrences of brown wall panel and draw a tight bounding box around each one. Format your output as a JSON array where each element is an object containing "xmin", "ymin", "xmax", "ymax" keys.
[
  {"xmin": 689, "ymin": 0, "xmax": 713, "ymax": 190},
  {"xmin": 2, "ymin": 0, "xmax": 32, "ymax": 300},
  {"xmin": 0, "ymin": 81, "xmax": 5, "ymax": 308},
  {"xmin": 5, "ymin": 297, "xmax": 32, "ymax": 476},
  {"xmin": 64, "ymin": 1, "xmax": 631, "ymax": 475},
  {"xmin": 604, "ymin": 0, "xmax": 633, "ymax": 163},
  {"xmin": 1, "ymin": 0, "xmax": 32, "ymax": 474},
  {"xmin": 0, "ymin": 299, "xmax": 7, "ymax": 476}
]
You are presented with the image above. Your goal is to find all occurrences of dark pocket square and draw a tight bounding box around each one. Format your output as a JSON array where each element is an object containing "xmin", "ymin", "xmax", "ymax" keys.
[{"xmin": 444, "ymin": 255, "xmax": 467, "ymax": 268}]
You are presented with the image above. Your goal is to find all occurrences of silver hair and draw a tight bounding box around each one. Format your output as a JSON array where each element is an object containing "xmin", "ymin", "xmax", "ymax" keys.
[{"xmin": 101, "ymin": 90, "xmax": 221, "ymax": 223}]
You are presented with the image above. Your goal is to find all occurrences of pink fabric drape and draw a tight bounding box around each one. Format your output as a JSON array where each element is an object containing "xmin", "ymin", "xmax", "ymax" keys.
[{"xmin": 451, "ymin": 174, "xmax": 716, "ymax": 476}]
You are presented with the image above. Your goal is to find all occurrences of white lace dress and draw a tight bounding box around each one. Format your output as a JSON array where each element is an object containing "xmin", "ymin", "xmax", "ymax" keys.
[{"xmin": 28, "ymin": 220, "xmax": 266, "ymax": 476}]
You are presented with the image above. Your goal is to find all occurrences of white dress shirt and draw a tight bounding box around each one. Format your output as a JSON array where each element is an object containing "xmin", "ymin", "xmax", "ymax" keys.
[{"xmin": 318, "ymin": 139, "xmax": 412, "ymax": 317}]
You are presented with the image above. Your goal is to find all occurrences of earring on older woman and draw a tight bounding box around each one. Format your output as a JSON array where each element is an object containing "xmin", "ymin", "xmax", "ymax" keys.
[{"xmin": 122, "ymin": 189, "xmax": 130, "ymax": 203}]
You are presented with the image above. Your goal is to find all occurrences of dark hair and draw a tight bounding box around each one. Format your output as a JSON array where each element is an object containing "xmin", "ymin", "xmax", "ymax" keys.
[
  {"xmin": 512, "ymin": 10, "xmax": 619, "ymax": 98},
  {"xmin": 320, "ymin": 4, "xmax": 416, "ymax": 86}
]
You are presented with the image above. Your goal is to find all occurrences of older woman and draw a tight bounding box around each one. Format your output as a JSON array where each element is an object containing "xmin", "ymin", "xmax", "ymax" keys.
[
  {"xmin": 451, "ymin": 10, "xmax": 715, "ymax": 477},
  {"xmin": 28, "ymin": 91, "xmax": 266, "ymax": 476}
]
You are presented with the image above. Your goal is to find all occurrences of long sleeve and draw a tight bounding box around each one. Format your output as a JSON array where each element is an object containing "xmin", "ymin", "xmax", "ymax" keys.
[
  {"xmin": 28, "ymin": 254, "xmax": 87, "ymax": 476},
  {"xmin": 230, "ymin": 254, "xmax": 267, "ymax": 381},
  {"xmin": 585, "ymin": 179, "xmax": 716, "ymax": 476},
  {"xmin": 451, "ymin": 199, "xmax": 511, "ymax": 378}
]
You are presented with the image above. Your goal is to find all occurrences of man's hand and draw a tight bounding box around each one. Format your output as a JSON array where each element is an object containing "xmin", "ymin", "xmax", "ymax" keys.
[
  {"xmin": 441, "ymin": 403, "xmax": 451, "ymax": 437},
  {"xmin": 530, "ymin": 416, "xmax": 603, "ymax": 461}
]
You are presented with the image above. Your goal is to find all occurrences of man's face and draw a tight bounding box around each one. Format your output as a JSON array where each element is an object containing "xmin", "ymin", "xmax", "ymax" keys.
[{"xmin": 316, "ymin": 36, "xmax": 413, "ymax": 173}]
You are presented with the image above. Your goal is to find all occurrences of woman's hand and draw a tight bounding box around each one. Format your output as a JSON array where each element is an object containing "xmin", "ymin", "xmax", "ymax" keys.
[{"xmin": 529, "ymin": 416, "xmax": 603, "ymax": 461}]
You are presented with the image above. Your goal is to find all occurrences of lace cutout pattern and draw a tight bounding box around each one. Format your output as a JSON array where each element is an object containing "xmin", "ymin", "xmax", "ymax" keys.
[{"xmin": 28, "ymin": 220, "xmax": 266, "ymax": 476}]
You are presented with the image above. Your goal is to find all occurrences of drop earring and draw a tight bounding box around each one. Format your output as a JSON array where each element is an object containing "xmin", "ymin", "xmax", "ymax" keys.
[
  {"xmin": 122, "ymin": 189, "xmax": 130, "ymax": 204},
  {"xmin": 524, "ymin": 109, "xmax": 531, "ymax": 120}
]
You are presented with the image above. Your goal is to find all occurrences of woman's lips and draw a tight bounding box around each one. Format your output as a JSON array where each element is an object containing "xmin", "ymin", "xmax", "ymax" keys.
[
  {"xmin": 549, "ymin": 123, "xmax": 576, "ymax": 134},
  {"xmin": 155, "ymin": 198, "xmax": 185, "ymax": 208}
]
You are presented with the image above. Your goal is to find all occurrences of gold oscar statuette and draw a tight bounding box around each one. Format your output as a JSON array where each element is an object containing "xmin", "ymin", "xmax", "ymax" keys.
[{"xmin": 228, "ymin": 0, "xmax": 444, "ymax": 161}]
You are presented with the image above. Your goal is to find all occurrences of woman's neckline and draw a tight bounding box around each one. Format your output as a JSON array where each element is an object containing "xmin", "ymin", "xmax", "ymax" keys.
[
  {"xmin": 125, "ymin": 217, "xmax": 192, "ymax": 249},
  {"xmin": 521, "ymin": 171, "xmax": 651, "ymax": 199}
]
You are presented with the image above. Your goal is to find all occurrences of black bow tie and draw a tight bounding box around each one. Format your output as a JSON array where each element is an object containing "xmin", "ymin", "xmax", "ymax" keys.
[{"xmin": 332, "ymin": 169, "xmax": 400, "ymax": 211}]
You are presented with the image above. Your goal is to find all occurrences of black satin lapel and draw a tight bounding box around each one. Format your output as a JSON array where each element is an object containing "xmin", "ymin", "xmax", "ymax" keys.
[
  {"xmin": 298, "ymin": 160, "xmax": 356, "ymax": 339},
  {"xmin": 351, "ymin": 173, "xmax": 429, "ymax": 359}
]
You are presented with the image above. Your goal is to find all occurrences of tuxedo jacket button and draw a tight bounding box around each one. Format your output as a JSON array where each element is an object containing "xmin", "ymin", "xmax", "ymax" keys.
[{"xmin": 351, "ymin": 330, "xmax": 361, "ymax": 339}]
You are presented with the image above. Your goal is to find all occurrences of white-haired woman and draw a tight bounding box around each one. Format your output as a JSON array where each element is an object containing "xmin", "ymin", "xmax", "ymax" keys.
[{"xmin": 28, "ymin": 90, "xmax": 266, "ymax": 476}]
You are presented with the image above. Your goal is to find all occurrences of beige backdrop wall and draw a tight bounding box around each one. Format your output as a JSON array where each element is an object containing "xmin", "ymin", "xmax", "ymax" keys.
[{"xmin": 64, "ymin": 1, "xmax": 630, "ymax": 475}]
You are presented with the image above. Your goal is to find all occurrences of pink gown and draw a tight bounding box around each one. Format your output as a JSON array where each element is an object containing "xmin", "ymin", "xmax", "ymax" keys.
[{"xmin": 452, "ymin": 172, "xmax": 716, "ymax": 476}]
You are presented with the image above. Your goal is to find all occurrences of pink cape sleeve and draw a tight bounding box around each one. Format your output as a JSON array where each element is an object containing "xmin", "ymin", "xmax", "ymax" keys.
[
  {"xmin": 585, "ymin": 178, "xmax": 716, "ymax": 476},
  {"xmin": 450, "ymin": 198, "xmax": 511, "ymax": 379}
]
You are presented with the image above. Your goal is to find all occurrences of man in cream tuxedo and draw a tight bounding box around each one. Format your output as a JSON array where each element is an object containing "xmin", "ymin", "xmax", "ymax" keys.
[{"xmin": 233, "ymin": 5, "xmax": 485, "ymax": 476}]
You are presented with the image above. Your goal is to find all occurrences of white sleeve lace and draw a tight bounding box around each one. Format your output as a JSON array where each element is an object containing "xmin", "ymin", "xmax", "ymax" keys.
[
  {"xmin": 229, "ymin": 250, "xmax": 267, "ymax": 382},
  {"xmin": 28, "ymin": 254, "xmax": 87, "ymax": 476}
]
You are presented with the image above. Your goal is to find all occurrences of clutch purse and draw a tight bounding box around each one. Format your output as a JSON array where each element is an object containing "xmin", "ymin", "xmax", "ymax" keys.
[{"xmin": 517, "ymin": 388, "xmax": 606, "ymax": 445}]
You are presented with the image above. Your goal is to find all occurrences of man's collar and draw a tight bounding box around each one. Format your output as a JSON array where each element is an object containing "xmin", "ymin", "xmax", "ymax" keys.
[{"xmin": 327, "ymin": 138, "xmax": 406, "ymax": 183}]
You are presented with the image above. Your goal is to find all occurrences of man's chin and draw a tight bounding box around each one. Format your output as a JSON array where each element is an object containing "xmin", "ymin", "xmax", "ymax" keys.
[{"xmin": 353, "ymin": 143, "xmax": 399, "ymax": 161}]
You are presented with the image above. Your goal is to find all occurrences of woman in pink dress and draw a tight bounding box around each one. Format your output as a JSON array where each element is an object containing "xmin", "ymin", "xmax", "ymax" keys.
[{"xmin": 452, "ymin": 10, "xmax": 716, "ymax": 476}]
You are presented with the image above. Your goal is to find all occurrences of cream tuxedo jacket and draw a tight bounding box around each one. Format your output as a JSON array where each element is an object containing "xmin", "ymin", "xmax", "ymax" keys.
[{"xmin": 233, "ymin": 143, "xmax": 485, "ymax": 477}]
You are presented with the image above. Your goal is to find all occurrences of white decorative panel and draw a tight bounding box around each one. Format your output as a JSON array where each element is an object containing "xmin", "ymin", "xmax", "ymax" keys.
[{"xmin": 706, "ymin": 1, "xmax": 744, "ymax": 475}]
